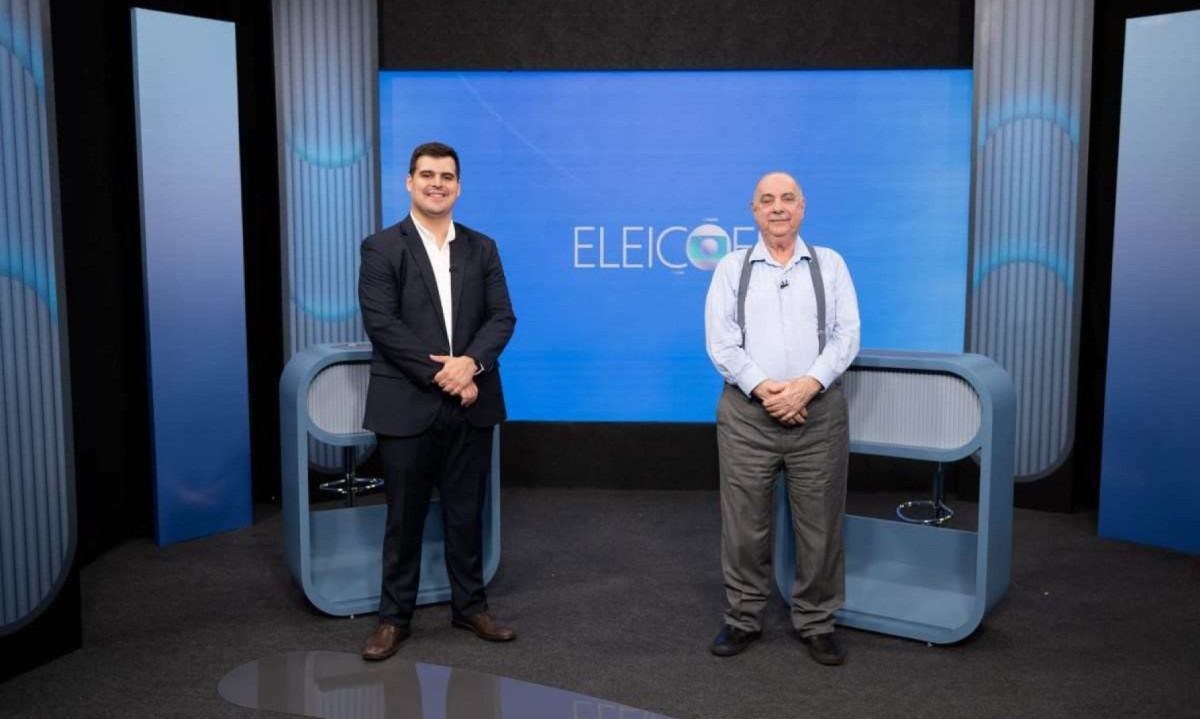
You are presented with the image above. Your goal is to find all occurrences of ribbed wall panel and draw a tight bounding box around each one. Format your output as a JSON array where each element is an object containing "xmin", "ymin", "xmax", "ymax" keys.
[
  {"xmin": 968, "ymin": 0, "xmax": 1092, "ymax": 479},
  {"xmin": 844, "ymin": 370, "xmax": 982, "ymax": 450},
  {"xmin": 273, "ymin": 0, "xmax": 377, "ymax": 359},
  {"xmin": 307, "ymin": 363, "xmax": 370, "ymax": 435},
  {"xmin": 274, "ymin": 0, "xmax": 377, "ymax": 471},
  {"xmin": 0, "ymin": 0, "xmax": 73, "ymax": 635}
]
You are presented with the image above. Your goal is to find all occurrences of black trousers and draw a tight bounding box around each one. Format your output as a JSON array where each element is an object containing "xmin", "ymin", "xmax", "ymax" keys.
[{"xmin": 376, "ymin": 397, "xmax": 493, "ymax": 626}]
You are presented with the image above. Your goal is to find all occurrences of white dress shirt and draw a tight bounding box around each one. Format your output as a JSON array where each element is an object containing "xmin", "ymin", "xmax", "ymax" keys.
[{"xmin": 412, "ymin": 214, "xmax": 457, "ymax": 347}]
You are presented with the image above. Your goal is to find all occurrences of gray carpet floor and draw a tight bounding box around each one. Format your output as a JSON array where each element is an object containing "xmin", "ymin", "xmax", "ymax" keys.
[{"xmin": 0, "ymin": 487, "xmax": 1197, "ymax": 718}]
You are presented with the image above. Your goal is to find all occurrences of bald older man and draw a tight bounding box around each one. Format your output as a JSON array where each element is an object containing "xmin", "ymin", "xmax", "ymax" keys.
[{"xmin": 703, "ymin": 172, "xmax": 860, "ymax": 665}]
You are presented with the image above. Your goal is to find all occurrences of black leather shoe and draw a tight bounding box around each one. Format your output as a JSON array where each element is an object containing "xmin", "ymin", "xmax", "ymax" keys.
[
  {"xmin": 362, "ymin": 623, "xmax": 411, "ymax": 661},
  {"xmin": 452, "ymin": 611, "xmax": 516, "ymax": 642},
  {"xmin": 710, "ymin": 625, "xmax": 762, "ymax": 657},
  {"xmin": 797, "ymin": 631, "xmax": 846, "ymax": 665}
]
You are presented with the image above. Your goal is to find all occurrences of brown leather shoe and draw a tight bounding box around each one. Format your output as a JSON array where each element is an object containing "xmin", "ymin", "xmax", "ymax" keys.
[
  {"xmin": 362, "ymin": 623, "xmax": 411, "ymax": 661},
  {"xmin": 451, "ymin": 611, "xmax": 516, "ymax": 642}
]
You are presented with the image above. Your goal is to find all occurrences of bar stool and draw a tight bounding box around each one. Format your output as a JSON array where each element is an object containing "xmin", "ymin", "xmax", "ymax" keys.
[
  {"xmin": 306, "ymin": 360, "xmax": 381, "ymax": 507},
  {"xmin": 896, "ymin": 461, "xmax": 954, "ymax": 525},
  {"xmin": 317, "ymin": 442, "xmax": 382, "ymax": 507}
]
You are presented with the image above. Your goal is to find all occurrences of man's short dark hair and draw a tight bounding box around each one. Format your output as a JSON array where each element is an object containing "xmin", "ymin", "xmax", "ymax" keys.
[{"xmin": 409, "ymin": 142, "xmax": 460, "ymax": 178}]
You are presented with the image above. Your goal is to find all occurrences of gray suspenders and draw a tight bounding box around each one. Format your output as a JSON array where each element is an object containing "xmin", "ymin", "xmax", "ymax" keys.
[{"xmin": 735, "ymin": 245, "xmax": 826, "ymax": 351}]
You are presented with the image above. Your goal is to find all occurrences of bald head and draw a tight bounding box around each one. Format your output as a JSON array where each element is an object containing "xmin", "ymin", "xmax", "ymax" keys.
[
  {"xmin": 751, "ymin": 172, "xmax": 806, "ymax": 242},
  {"xmin": 753, "ymin": 172, "xmax": 803, "ymax": 200}
]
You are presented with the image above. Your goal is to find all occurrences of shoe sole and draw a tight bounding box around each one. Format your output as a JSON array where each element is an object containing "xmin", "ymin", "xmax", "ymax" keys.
[
  {"xmin": 362, "ymin": 638, "xmax": 407, "ymax": 661},
  {"xmin": 451, "ymin": 619, "xmax": 516, "ymax": 642}
]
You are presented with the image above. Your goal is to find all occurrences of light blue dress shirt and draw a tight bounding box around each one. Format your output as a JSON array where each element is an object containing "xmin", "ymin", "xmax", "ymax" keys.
[{"xmin": 705, "ymin": 237, "xmax": 861, "ymax": 396}]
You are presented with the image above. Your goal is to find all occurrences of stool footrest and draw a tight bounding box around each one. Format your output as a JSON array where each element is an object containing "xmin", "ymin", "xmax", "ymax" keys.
[
  {"xmin": 318, "ymin": 476, "xmax": 384, "ymax": 496},
  {"xmin": 896, "ymin": 499, "xmax": 954, "ymax": 526}
]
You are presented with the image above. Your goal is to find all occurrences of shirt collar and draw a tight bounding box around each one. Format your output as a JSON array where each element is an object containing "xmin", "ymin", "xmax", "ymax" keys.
[
  {"xmin": 749, "ymin": 235, "xmax": 811, "ymax": 267},
  {"xmin": 410, "ymin": 214, "xmax": 456, "ymax": 247}
]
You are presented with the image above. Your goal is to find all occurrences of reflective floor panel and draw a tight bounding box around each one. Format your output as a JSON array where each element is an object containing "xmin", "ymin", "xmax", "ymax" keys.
[{"xmin": 218, "ymin": 651, "xmax": 676, "ymax": 719}]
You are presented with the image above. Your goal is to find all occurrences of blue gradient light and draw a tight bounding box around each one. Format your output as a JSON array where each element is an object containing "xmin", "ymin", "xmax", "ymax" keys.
[
  {"xmin": 972, "ymin": 242, "xmax": 1074, "ymax": 292},
  {"xmin": 286, "ymin": 134, "xmax": 369, "ymax": 169},
  {"xmin": 0, "ymin": 15, "xmax": 45, "ymax": 92},
  {"xmin": 978, "ymin": 106, "xmax": 1077, "ymax": 151},
  {"xmin": 0, "ymin": 244, "xmax": 58, "ymax": 319},
  {"xmin": 293, "ymin": 292, "xmax": 359, "ymax": 322}
]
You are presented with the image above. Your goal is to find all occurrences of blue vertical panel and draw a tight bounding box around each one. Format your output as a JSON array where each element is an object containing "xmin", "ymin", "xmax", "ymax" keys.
[
  {"xmin": 132, "ymin": 9, "xmax": 251, "ymax": 546},
  {"xmin": 1099, "ymin": 10, "xmax": 1200, "ymax": 555},
  {"xmin": 0, "ymin": 0, "xmax": 75, "ymax": 635}
]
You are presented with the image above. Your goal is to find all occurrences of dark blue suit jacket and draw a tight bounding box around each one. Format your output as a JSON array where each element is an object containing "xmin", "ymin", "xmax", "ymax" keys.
[{"xmin": 358, "ymin": 216, "xmax": 516, "ymax": 436}]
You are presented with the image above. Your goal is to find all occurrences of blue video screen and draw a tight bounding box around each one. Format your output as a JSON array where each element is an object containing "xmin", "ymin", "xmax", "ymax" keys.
[{"xmin": 379, "ymin": 70, "xmax": 972, "ymax": 422}]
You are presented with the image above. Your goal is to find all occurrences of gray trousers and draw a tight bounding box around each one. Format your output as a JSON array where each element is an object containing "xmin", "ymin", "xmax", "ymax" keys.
[{"xmin": 716, "ymin": 383, "xmax": 849, "ymax": 637}]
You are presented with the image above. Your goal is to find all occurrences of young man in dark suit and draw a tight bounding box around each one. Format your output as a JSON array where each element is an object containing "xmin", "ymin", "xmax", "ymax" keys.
[{"xmin": 358, "ymin": 141, "xmax": 517, "ymax": 660}]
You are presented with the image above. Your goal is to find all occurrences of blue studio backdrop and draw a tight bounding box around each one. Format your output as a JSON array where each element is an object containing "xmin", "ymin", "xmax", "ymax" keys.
[{"xmin": 379, "ymin": 70, "xmax": 973, "ymax": 422}]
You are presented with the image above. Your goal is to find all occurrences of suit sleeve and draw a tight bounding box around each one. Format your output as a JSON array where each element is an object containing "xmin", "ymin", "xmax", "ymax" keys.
[
  {"xmin": 462, "ymin": 238, "xmax": 516, "ymax": 372},
  {"xmin": 358, "ymin": 238, "xmax": 442, "ymax": 385}
]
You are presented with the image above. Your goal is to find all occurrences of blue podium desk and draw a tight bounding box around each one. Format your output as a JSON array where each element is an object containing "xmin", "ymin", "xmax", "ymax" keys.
[
  {"xmin": 280, "ymin": 343, "xmax": 501, "ymax": 616},
  {"xmin": 774, "ymin": 350, "xmax": 1017, "ymax": 644}
]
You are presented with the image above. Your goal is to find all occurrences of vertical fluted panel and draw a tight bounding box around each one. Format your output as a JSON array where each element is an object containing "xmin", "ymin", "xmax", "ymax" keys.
[
  {"xmin": 273, "ymin": 0, "xmax": 377, "ymax": 358},
  {"xmin": 307, "ymin": 363, "xmax": 370, "ymax": 435},
  {"xmin": 844, "ymin": 370, "xmax": 982, "ymax": 450},
  {"xmin": 273, "ymin": 0, "xmax": 377, "ymax": 472},
  {"xmin": 0, "ymin": 0, "xmax": 73, "ymax": 634},
  {"xmin": 969, "ymin": 0, "xmax": 1092, "ymax": 480}
]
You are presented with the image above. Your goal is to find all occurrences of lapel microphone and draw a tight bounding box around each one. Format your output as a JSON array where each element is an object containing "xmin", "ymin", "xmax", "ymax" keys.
[{"xmin": 780, "ymin": 279, "xmax": 789, "ymax": 289}]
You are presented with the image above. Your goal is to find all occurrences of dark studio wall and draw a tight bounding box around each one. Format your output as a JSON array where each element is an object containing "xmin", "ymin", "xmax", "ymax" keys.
[{"xmin": 379, "ymin": 0, "xmax": 974, "ymax": 70}]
